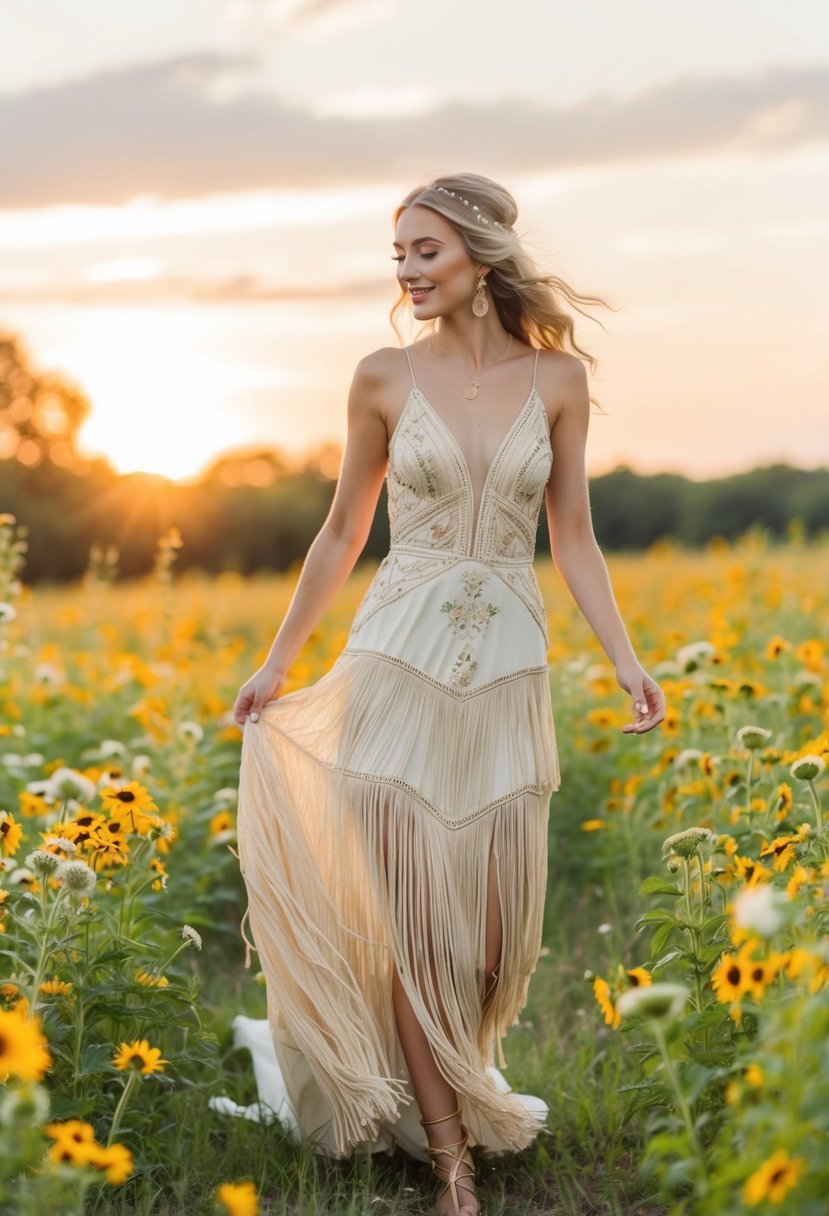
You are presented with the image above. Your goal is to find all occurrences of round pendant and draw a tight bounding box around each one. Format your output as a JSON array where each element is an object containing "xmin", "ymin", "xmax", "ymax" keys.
[{"xmin": 463, "ymin": 385, "xmax": 478, "ymax": 400}]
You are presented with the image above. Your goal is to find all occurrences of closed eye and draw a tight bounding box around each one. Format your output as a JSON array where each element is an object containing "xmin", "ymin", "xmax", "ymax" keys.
[{"xmin": 391, "ymin": 251, "xmax": 438, "ymax": 261}]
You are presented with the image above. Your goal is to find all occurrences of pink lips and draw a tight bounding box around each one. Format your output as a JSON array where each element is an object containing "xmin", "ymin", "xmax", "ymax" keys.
[{"xmin": 409, "ymin": 287, "xmax": 434, "ymax": 302}]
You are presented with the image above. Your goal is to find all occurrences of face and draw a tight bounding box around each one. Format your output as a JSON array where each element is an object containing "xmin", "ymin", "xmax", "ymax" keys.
[{"xmin": 392, "ymin": 205, "xmax": 485, "ymax": 320}]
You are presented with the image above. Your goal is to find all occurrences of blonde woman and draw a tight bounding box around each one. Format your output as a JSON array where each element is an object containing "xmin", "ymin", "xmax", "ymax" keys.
[{"xmin": 232, "ymin": 173, "xmax": 665, "ymax": 1216}]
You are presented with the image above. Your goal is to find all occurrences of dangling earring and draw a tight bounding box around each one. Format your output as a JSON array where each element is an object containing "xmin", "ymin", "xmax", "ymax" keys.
[{"xmin": 472, "ymin": 274, "xmax": 489, "ymax": 317}]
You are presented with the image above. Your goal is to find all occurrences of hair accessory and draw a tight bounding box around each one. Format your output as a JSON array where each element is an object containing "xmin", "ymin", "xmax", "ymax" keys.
[{"xmin": 434, "ymin": 185, "xmax": 506, "ymax": 230}]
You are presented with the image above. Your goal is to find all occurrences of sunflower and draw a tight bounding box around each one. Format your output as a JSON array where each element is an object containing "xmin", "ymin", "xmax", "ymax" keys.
[
  {"xmin": 210, "ymin": 809, "xmax": 234, "ymax": 836},
  {"xmin": 216, "ymin": 1180, "xmax": 259, "ymax": 1216},
  {"xmin": 0, "ymin": 1007, "xmax": 52, "ymax": 1081},
  {"xmin": 773, "ymin": 782, "xmax": 794, "ymax": 820},
  {"xmin": 743, "ymin": 1150, "xmax": 804, "ymax": 1206},
  {"xmin": 743, "ymin": 954, "xmax": 779, "ymax": 1001},
  {"xmin": 765, "ymin": 635, "xmax": 791, "ymax": 660},
  {"xmin": 0, "ymin": 811, "xmax": 23, "ymax": 856},
  {"xmin": 593, "ymin": 977, "xmax": 621, "ymax": 1028},
  {"xmin": 112, "ymin": 1038, "xmax": 168, "ymax": 1075},
  {"xmin": 60, "ymin": 811, "xmax": 107, "ymax": 846},
  {"xmin": 733, "ymin": 857, "xmax": 773, "ymax": 885},
  {"xmin": 134, "ymin": 970, "xmax": 169, "ymax": 988},
  {"xmin": 45, "ymin": 1119, "xmax": 98, "ymax": 1166},
  {"xmin": 625, "ymin": 967, "xmax": 652, "ymax": 988}
]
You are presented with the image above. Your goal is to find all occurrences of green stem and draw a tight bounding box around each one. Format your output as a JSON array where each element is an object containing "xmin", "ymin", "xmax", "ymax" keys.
[
  {"xmin": 746, "ymin": 753, "xmax": 754, "ymax": 818},
  {"xmin": 29, "ymin": 885, "xmax": 68, "ymax": 1010},
  {"xmin": 108, "ymin": 1069, "xmax": 139, "ymax": 1145},
  {"xmin": 807, "ymin": 781, "xmax": 823, "ymax": 835},
  {"xmin": 651, "ymin": 1020, "xmax": 707, "ymax": 1179}
]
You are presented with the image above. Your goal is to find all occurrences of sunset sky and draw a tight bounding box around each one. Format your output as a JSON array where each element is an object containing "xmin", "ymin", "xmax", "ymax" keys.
[{"xmin": 1, "ymin": 0, "xmax": 828, "ymax": 481}]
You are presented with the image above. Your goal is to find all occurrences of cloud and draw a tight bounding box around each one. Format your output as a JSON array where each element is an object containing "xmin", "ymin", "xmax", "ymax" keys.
[{"xmin": 2, "ymin": 54, "xmax": 828, "ymax": 209}]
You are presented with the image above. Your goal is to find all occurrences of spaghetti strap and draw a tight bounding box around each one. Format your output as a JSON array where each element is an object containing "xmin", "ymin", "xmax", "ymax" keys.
[
  {"xmin": 532, "ymin": 348, "xmax": 540, "ymax": 391},
  {"xmin": 403, "ymin": 346, "xmax": 417, "ymax": 388}
]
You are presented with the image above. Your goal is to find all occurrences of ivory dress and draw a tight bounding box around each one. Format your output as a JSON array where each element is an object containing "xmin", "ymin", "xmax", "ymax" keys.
[{"xmin": 236, "ymin": 345, "xmax": 560, "ymax": 1160}]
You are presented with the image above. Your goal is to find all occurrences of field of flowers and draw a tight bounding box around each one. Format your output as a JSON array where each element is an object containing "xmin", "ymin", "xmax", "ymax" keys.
[{"xmin": 1, "ymin": 510, "xmax": 827, "ymax": 1216}]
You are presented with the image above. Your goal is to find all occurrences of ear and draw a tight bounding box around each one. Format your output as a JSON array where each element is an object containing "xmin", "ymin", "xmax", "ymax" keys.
[{"xmin": 477, "ymin": 263, "xmax": 492, "ymax": 278}]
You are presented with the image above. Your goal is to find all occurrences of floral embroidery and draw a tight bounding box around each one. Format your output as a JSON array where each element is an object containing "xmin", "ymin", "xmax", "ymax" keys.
[{"xmin": 440, "ymin": 570, "xmax": 500, "ymax": 687}]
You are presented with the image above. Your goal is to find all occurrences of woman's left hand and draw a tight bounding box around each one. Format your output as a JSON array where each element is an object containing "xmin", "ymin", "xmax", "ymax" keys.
[{"xmin": 615, "ymin": 661, "xmax": 666, "ymax": 734}]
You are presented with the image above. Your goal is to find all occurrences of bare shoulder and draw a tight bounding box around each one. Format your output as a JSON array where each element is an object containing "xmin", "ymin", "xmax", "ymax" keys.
[
  {"xmin": 535, "ymin": 349, "xmax": 589, "ymax": 430},
  {"xmin": 350, "ymin": 345, "xmax": 412, "ymax": 438}
]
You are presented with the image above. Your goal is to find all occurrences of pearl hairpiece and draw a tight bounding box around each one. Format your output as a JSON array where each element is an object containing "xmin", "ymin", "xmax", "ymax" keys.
[{"xmin": 433, "ymin": 185, "xmax": 506, "ymax": 230}]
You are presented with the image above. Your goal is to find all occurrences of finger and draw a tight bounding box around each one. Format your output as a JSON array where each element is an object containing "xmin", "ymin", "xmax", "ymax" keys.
[{"xmin": 621, "ymin": 689, "xmax": 652, "ymax": 732}]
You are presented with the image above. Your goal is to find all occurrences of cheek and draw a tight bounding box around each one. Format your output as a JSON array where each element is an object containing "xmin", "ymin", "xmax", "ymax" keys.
[{"xmin": 436, "ymin": 251, "xmax": 474, "ymax": 286}]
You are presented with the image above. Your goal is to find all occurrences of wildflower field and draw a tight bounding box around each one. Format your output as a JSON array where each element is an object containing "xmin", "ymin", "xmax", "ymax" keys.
[{"xmin": 1, "ymin": 512, "xmax": 827, "ymax": 1216}]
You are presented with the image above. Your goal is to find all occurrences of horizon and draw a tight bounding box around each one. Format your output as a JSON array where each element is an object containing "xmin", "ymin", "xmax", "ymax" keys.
[{"xmin": 2, "ymin": 0, "xmax": 828, "ymax": 481}]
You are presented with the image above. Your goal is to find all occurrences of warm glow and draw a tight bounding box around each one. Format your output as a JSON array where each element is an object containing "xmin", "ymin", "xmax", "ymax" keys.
[{"xmin": 40, "ymin": 307, "xmax": 295, "ymax": 482}]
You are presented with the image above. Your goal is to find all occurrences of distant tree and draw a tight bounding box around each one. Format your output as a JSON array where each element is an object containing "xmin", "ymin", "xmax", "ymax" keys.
[{"xmin": 0, "ymin": 332, "xmax": 91, "ymax": 469}]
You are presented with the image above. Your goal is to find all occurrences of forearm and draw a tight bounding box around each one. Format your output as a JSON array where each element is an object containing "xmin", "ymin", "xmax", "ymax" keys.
[
  {"xmin": 552, "ymin": 537, "xmax": 638, "ymax": 669},
  {"xmin": 262, "ymin": 523, "xmax": 366, "ymax": 674}
]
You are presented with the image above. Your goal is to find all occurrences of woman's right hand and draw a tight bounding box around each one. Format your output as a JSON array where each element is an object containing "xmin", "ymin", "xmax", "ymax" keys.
[{"xmin": 232, "ymin": 663, "xmax": 287, "ymax": 727}]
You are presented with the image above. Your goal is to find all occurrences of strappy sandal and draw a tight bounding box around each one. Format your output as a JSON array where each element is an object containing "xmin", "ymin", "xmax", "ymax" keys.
[{"xmin": 420, "ymin": 1108, "xmax": 478, "ymax": 1216}]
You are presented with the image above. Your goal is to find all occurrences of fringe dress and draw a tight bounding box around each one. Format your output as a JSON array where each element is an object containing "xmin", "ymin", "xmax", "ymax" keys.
[{"xmin": 236, "ymin": 346, "xmax": 560, "ymax": 1160}]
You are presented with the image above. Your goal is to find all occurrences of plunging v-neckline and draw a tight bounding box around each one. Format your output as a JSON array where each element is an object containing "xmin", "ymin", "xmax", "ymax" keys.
[{"xmin": 405, "ymin": 384, "xmax": 541, "ymax": 544}]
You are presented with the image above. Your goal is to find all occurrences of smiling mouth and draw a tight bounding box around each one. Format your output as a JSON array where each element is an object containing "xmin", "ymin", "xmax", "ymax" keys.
[{"xmin": 409, "ymin": 287, "xmax": 434, "ymax": 299}]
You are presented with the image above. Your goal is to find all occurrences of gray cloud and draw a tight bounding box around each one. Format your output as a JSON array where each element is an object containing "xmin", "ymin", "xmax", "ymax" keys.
[{"xmin": 2, "ymin": 53, "xmax": 828, "ymax": 209}]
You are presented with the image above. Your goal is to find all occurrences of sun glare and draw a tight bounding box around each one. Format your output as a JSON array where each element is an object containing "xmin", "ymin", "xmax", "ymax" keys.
[{"xmin": 41, "ymin": 307, "xmax": 277, "ymax": 482}]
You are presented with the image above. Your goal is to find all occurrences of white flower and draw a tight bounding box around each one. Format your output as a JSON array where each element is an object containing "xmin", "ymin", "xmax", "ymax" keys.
[
  {"xmin": 98, "ymin": 739, "xmax": 127, "ymax": 758},
  {"xmin": 56, "ymin": 859, "xmax": 97, "ymax": 893},
  {"xmin": 177, "ymin": 721, "xmax": 204, "ymax": 745},
  {"xmin": 182, "ymin": 924, "xmax": 203, "ymax": 950},
  {"xmin": 676, "ymin": 640, "xmax": 715, "ymax": 671},
  {"xmin": 25, "ymin": 849, "xmax": 61, "ymax": 875},
  {"xmin": 597, "ymin": 923, "xmax": 613, "ymax": 935},
  {"xmin": 616, "ymin": 982, "xmax": 690, "ymax": 1022},
  {"xmin": 131, "ymin": 754, "xmax": 152, "ymax": 777},
  {"xmin": 214, "ymin": 787, "xmax": 238, "ymax": 805},
  {"xmin": 736, "ymin": 725, "xmax": 773, "ymax": 751},
  {"xmin": 732, "ymin": 884, "xmax": 787, "ymax": 938},
  {"xmin": 47, "ymin": 767, "xmax": 97, "ymax": 804},
  {"xmin": 42, "ymin": 836, "xmax": 77, "ymax": 854},
  {"xmin": 0, "ymin": 602, "xmax": 16, "ymax": 623},
  {"xmin": 673, "ymin": 748, "xmax": 704, "ymax": 770},
  {"xmin": 790, "ymin": 755, "xmax": 826, "ymax": 782},
  {"xmin": 33, "ymin": 663, "xmax": 64, "ymax": 687}
]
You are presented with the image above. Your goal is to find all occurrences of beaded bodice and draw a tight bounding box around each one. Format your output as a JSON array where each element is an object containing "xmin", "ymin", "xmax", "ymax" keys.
[{"xmin": 387, "ymin": 380, "xmax": 552, "ymax": 564}]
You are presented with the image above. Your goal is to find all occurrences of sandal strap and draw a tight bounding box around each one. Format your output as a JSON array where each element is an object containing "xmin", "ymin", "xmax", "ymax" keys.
[
  {"xmin": 420, "ymin": 1107, "xmax": 461, "ymax": 1127},
  {"xmin": 424, "ymin": 1125, "xmax": 477, "ymax": 1212}
]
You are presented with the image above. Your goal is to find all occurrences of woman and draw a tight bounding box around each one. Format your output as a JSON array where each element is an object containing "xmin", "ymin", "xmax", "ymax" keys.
[{"xmin": 232, "ymin": 173, "xmax": 665, "ymax": 1216}]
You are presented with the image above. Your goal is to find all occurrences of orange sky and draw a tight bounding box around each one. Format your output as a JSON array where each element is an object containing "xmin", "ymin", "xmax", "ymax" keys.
[{"xmin": 1, "ymin": 0, "xmax": 828, "ymax": 481}]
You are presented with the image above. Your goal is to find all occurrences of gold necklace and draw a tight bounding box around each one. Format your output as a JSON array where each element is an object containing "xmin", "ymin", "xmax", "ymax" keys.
[{"xmin": 429, "ymin": 333, "xmax": 513, "ymax": 399}]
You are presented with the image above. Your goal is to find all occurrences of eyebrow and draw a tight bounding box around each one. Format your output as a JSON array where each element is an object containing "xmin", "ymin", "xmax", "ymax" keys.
[{"xmin": 392, "ymin": 236, "xmax": 446, "ymax": 248}]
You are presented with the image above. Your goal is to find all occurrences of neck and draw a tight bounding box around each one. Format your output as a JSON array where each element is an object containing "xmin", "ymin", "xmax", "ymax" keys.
[{"xmin": 433, "ymin": 315, "xmax": 511, "ymax": 369}]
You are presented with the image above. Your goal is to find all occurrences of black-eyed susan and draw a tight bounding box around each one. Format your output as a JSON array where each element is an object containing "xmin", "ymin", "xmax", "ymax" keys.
[
  {"xmin": 88, "ymin": 1141, "xmax": 134, "ymax": 1185},
  {"xmin": 711, "ymin": 945, "xmax": 753, "ymax": 1005},
  {"xmin": 45, "ymin": 1120, "xmax": 98, "ymax": 1168},
  {"xmin": 135, "ymin": 970, "xmax": 169, "ymax": 988},
  {"xmin": 765, "ymin": 635, "xmax": 791, "ymax": 660},
  {"xmin": 580, "ymin": 819, "xmax": 607, "ymax": 831},
  {"xmin": 39, "ymin": 978, "xmax": 73, "ymax": 997},
  {"xmin": 794, "ymin": 639, "xmax": 823, "ymax": 670},
  {"xmin": 113, "ymin": 1038, "xmax": 168, "ymax": 1075},
  {"xmin": 0, "ymin": 810, "xmax": 23, "ymax": 856},
  {"xmin": 743, "ymin": 1149, "xmax": 804, "ymax": 1206},
  {"xmin": 732, "ymin": 856, "xmax": 773, "ymax": 886},
  {"xmin": 0, "ymin": 1006, "xmax": 52, "ymax": 1081},
  {"xmin": 99, "ymin": 780, "xmax": 158, "ymax": 832},
  {"xmin": 625, "ymin": 967, "xmax": 652, "ymax": 988},
  {"xmin": 592, "ymin": 976, "xmax": 621, "ymax": 1029},
  {"xmin": 210, "ymin": 809, "xmax": 234, "ymax": 836},
  {"xmin": 60, "ymin": 811, "xmax": 107, "ymax": 846},
  {"xmin": 773, "ymin": 782, "xmax": 793, "ymax": 821},
  {"xmin": 760, "ymin": 834, "xmax": 797, "ymax": 873},
  {"xmin": 150, "ymin": 857, "xmax": 168, "ymax": 891},
  {"xmin": 216, "ymin": 1179, "xmax": 259, "ymax": 1216}
]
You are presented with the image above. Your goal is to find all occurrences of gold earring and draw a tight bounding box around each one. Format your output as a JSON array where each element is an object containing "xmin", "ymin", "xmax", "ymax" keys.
[{"xmin": 472, "ymin": 275, "xmax": 489, "ymax": 317}]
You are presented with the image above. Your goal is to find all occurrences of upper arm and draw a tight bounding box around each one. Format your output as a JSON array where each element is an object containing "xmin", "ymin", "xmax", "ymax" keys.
[
  {"xmin": 324, "ymin": 350, "xmax": 395, "ymax": 549},
  {"xmin": 542, "ymin": 354, "xmax": 596, "ymax": 553}
]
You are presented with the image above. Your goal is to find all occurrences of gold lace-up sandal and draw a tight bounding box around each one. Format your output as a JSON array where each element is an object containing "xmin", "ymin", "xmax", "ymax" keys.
[{"xmin": 420, "ymin": 1108, "xmax": 478, "ymax": 1216}]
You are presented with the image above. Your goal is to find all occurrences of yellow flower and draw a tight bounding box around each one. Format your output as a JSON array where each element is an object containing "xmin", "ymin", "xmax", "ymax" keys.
[
  {"xmin": 113, "ymin": 1038, "xmax": 168, "ymax": 1075},
  {"xmin": 580, "ymin": 819, "xmax": 607, "ymax": 831},
  {"xmin": 210, "ymin": 809, "xmax": 234, "ymax": 836},
  {"xmin": 45, "ymin": 1119, "xmax": 98, "ymax": 1166},
  {"xmin": 625, "ymin": 967, "xmax": 652, "ymax": 988},
  {"xmin": 743, "ymin": 1150, "xmax": 804, "ymax": 1206},
  {"xmin": 765, "ymin": 635, "xmax": 791, "ymax": 659},
  {"xmin": 711, "ymin": 944, "xmax": 756, "ymax": 1004},
  {"xmin": 593, "ymin": 977, "xmax": 621, "ymax": 1028},
  {"xmin": 745, "ymin": 1063, "xmax": 763, "ymax": 1088},
  {"xmin": 0, "ymin": 1007, "xmax": 52, "ymax": 1081},
  {"xmin": 794, "ymin": 639, "xmax": 823, "ymax": 671},
  {"xmin": 586, "ymin": 707, "xmax": 617, "ymax": 727},
  {"xmin": 216, "ymin": 1180, "xmax": 260, "ymax": 1216},
  {"xmin": 759, "ymin": 835, "xmax": 797, "ymax": 872},
  {"xmin": 89, "ymin": 1141, "xmax": 134, "ymax": 1185},
  {"xmin": 773, "ymin": 782, "xmax": 793, "ymax": 820},
  {"xmin": 39, "ymin": 978, "xmax": 73, "ymax": 997},
  {"xmin": 99, "ymin": 781, "xmax": 158, "ymax": 832},
  {"xmin": 135, "ymin": 970, "xmax": 169, "ymax": 988},
  {"xmin": 785, "ymin": 865, "xmax": 814, "ymax": 897},
  {"xmin": 0, "ymin": 810, "xmax": 23, "ymax": 856}
]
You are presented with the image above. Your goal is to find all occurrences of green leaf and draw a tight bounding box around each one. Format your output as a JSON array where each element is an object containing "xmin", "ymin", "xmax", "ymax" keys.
[
  {"xmin": 634, "ymin": 907, "xmax": 676, "ymax": 930},
  {"xmin": 649, "ymin": 920, "xmax": 677, "ymax": 957},
  {"xmin": 638, "ymin": 876, "xmax": 683, "ymax": 896}
]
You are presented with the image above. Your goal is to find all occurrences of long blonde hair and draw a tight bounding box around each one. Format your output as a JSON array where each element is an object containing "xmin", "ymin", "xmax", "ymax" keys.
[{"xmin": 391, "ymin": 173, "xmax": 610, "ymax": 404}]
